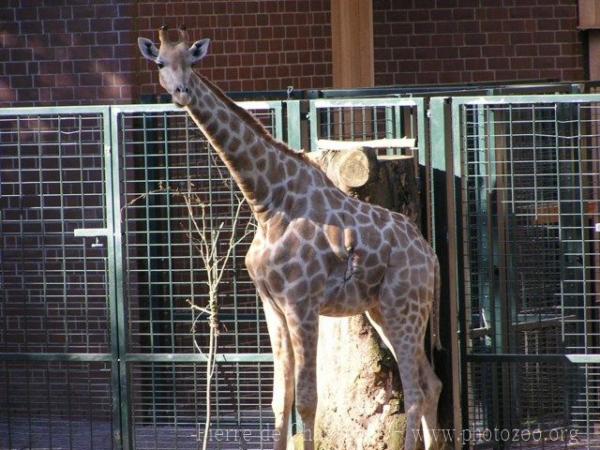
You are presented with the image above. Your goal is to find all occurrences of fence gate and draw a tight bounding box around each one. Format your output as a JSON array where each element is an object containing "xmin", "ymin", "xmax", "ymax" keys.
[
  {"xmin": 0, "ymin": 102, "xmax": 283, "ymax": 450},
  {"xmin": 113, "ymin": 102, "xmax": 281, "ymax": 450},
  {"xmin": 0, "ymin": 107, "xmax": 120, "ymax": 449},
  {"xmin": 446, "ymin": 95, "xmax": 600, "ymax": 448}
]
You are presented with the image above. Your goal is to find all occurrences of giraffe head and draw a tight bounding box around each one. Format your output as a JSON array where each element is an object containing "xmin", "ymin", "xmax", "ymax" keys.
[{"xmin": 137, "ymin": 26, "xmax": 210, "ymax": 106}]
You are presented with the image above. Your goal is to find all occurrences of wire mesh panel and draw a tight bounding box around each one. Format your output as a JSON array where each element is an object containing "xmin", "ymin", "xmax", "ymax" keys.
[
  {"xmin": 308, "ymin": 98, "xmax": 432, "ymax": 239},
  {"xmin": 453, "ymin": 96, "xmax": 600, "ymax": 448},
  {"xmin": 128, "ymin": 362, "xmax": 274, "ymax": 450},
  {"xmin": 116, "ymin": 103, "xmax": 281, "ymax": 449},
  {"xmin": 0, "ymin": 361, "xmax": 114, "ymax": 450},
  {"xmin": 308, "ymin": 98, "xmax": 425, "ymax": 159},
  {"xmin": 0, "ymin": 108, "xmax": 116, "ymax": 449},
  {"xmin": 465, "ymin": 360, "xmax": 594, "ymax": 449}
]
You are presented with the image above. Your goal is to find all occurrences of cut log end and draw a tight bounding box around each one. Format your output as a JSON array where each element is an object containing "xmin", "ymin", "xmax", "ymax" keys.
[{"xmin": 338, "ymin": 149, "xmax": 370, "ymax": 188}]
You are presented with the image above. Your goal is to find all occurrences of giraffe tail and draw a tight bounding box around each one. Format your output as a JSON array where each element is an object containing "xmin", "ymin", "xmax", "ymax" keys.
[{"xmin": 431, "ymin": 257, "xmax": 442, "ymax": 352}]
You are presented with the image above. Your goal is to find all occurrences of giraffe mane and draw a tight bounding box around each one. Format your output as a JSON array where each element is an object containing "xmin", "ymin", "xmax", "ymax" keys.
[{"xmin": 194, "ymin": 72, "xmax": 324, "ymax": 171}]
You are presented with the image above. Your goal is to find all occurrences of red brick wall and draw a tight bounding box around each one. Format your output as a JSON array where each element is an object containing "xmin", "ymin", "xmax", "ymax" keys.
[
  {"xmin": 1, "ymin": 0, "xmax": 589, "ymax": 107},
  {"xmin": 0, "ymin": 0, "xmax": 137, "ymax": 106},
  {"xmin": 0, "ymin": 0, "xmax": 332, "ymax": 107},
  {"xmin": 135, "ymin": 0, "xmax": 332, "ymax": 96},
  {"xmin": 373, "ymin": 0, "xmax": 585, "ymax": 86}
]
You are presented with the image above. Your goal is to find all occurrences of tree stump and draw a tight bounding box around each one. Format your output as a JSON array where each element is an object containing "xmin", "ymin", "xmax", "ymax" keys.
[{"xmin": 295, "ymin": 147, "xmax": 420, "ymax": 450}]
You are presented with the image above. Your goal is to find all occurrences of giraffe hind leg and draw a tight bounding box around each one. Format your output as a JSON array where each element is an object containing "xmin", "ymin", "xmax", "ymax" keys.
[
  {"xmin": 372, "ymin": 287, "xmax": 440, "ymax": 450},
  {"xmin": 419, "ymin": 352, "xmax": 442, "ymax": 449}
]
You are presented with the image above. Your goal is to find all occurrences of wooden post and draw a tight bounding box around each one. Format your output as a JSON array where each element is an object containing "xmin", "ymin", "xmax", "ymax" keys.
[
  {"xmin": 330, "ymin": 0, "xmax": 375, "ymax": 140},
  {"xmin": 331, "ymin": 0, "xmax": 374, "ymax": 88}
]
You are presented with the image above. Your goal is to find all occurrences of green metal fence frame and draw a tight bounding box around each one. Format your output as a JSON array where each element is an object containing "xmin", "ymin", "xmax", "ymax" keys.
[
  {"xmin": 13, "ymin": 94, "xmax": 600, "ymax": 448},
  {"xmin": 0, "ymin": 101, "xmax": 284, "ymax": 450},
  {"xmin": 440, "ymin": 93, "xmax": 600, "ymax": 448}
]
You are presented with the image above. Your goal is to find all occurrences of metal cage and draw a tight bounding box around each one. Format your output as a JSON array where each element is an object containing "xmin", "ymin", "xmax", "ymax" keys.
[{"xmin": 445, "ymin": 95, "xmax": 600, "ymax": 449}]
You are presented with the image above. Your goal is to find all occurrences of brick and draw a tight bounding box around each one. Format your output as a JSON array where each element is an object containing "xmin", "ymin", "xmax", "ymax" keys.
[
  {"xmin": 480, "ymin": 20, "xmax": 501, "ymax": 32},
  {"xmin": 459, "ymin": 46, "xmax": 481, "ymax": 58},
  {"xmin": 21, "ymin": 21, "xmax": 44, "ymax": 34},
  {"xmin": 39, "ymin": 61, "xmax": 62, "ymax": 74},
  {"xmin": 439, "ymin": 71, "xmax": 462, "ymax": 83},
  {"xmin": 96, "ymin": 32, "xmax": 119, "ymax": 45},
  {"xmin": 15, "ymin": 7, "xmax": 38, "ymax": 21},
  {"xmin": 11, "ymin": 75, "xmax": 33, "ymax": 88},
  {"xmin": 515, "ymin": 45, "xmax": 538, "ymax": 56},
  {"xmin": 560, "ymin": 17, "xmax": 577, "ymax": 29},
  {"xmin": 471, "ymin": 70, "xmax": 495, "ymax": 82},
  {"xmin": 392, "ymin": 47, "xmax": 415, "ymax": 60},
  {"xmin": 538, "ymin": 19, "xmax": 560, "ymax": 30},
  {"xmin": 465, "ymin": 58, "xmax": 486, "ymax": 71},
  {"xmin": 509, "ymin": 7, "xmax": 532, "ymax": 19},
  {"xmin": 502, "ymin": 19, "xmax": 526, "ymax": 32},
  {"xmin": 488, "ymin": 57, "xmax": 510, "ymax": 70},
  {"xmin": 561, "ymin": 68, "xmax": 583, "ymax": 80},
  {"xmin": 43, "ymin": 20, "xmax": 66, "ymax": 33},
  {"xmin": 531, "ymin": 6, "xmax": 555, "ymax": 18},
  {"xmin": 17, "ymin": 88, "xmax": 39, "ymax": 102},
  {"xmin": 482, "ymin": 8, "xmax": 507, "ymax": 20},
  {"xmin": 510, "ymin": 32, "xmax": 533, "ymax": 45},
  {"xmin": 495, "ymin": 70, "xmax": 518, "ymax": 80},
  {"xmin": 414, "ymin": 22, "xmax": 436, "ymax": 34},
  {"xmin": 10, "ymin": 48, "xmax": 33, "ymax": 61},
  {"xmin": 510, "ymin": 57, "xmax": 534, "ymax": 70},
  {"xmin": 554, "ymin": 5, "xmax": 576, "ymax": 18},
  {"xmin": 464, "ymin": 33, "xmax": 486, "ymax": 46},
  {"xmin": 407, "ymin": 9, "xmax": 430, "ymax": 22},
  {"xmin": 555, "ymin": 30, "xmax": 578, "ymax": 42},
  {"xmin": 409, "ymin": 34, "xmax": 431, "ymax": 47},
  {"xmin": 437, "ymin": 46, "xmax": 460, "ymax": 59},
  {"xmin": 415, "ymin": 47, "xmax": 437, "ymax": 59},
  {"xmin": 77, "ymin": 72, "xmax": 101, "ymax": 86},
  {"xmin": 488, "ymin": 32, "xmax": 509, "ymax": 45},
  {"xmin": 420, "ymin": 60, "xmax": 443, "ymax": 72},
  {"xmin": 555, "ymin": 55, "xmax": 580, "ymax": 67},
  {"xmin": 68, "ymin": 46, "xmax": 91, "ymax": 59}
]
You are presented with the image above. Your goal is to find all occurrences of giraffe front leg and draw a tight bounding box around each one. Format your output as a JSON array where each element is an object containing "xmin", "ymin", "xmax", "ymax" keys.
[
  {"xmin": 262, "ymin": 298, "xmax": 294, "ymax": 450},
  {"xmin": 286, "ymin": 305, "xmax": 319, "ymax": 450}
]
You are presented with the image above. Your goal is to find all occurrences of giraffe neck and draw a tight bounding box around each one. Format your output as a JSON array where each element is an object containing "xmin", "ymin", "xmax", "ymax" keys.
[{"xmin": 184, "ymin": 72, "xmax": 327, "ymax": 223}]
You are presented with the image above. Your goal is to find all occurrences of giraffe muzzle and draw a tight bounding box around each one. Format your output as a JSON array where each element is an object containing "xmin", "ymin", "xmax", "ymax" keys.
[{"xmin": 173, "ymin": 86, "xmax": 192, "ymax": 106}]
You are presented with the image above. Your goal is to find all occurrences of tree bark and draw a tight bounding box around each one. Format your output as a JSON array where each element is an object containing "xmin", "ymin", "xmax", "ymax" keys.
[{"xmin": 294, "ymin": 147, "xmax": 419, "ymax": 450}]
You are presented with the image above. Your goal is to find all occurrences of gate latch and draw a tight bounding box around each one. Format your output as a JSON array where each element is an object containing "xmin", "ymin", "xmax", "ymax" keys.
[{"xmin": 74, "ymin": 228, "xmax": 109, "ymax": 248}]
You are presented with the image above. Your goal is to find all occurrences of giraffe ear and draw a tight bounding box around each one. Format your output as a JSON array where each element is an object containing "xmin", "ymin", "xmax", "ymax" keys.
[
  {"xmin": 189, "ymin": 39, "xmax": 210, "ymax": 64},
  {"xmin": 138, "ymin": 37, "xmax": 159, "ymax": 62}
]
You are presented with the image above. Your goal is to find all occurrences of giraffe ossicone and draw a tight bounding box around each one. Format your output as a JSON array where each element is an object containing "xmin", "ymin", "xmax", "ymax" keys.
[{"xmin": 138, "ymin": 27, "xmax": 443, "ymax": 450}]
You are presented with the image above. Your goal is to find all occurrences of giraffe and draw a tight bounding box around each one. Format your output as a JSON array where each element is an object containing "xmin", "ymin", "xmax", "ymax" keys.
[{"xmin": 137, "ymin": 27, "xmax": 443, "ymax": 450}]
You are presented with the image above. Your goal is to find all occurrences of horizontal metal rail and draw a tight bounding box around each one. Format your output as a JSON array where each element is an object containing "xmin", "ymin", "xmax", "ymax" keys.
[{"xmin": 447, "ymin": 92, "xmax": 600, "ymax": 105}]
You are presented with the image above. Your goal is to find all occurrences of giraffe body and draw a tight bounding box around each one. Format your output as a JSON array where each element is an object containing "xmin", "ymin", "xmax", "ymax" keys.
[{"xmin": 138, "ymin": 27, "xmax": 442, "ymax": 450}]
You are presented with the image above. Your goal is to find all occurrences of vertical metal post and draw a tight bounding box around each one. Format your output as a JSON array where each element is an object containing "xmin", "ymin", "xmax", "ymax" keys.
[
  {"xmin": 107, "ymin": 107, "xmax": 132, "ymax": 449},
  {"xmin": 430, "ymin": 97, "xmax": 463, "ymax": 450},
  {"xmin": 101, "ymin": 108, "xmax": 125, "ymax": 450},
  {"xmin": 308, "ymin": 101, "xmax": 318, "ymax": 152},
  {"xmin": 286, "ymin": 100, "xmax": 302, "ymax": 151},
  {"xmin": 450, "ymin": 99, "xmax": 472, "ymax": 446}
]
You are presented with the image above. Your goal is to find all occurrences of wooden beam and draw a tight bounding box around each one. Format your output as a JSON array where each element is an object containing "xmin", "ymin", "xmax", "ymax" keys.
[
  {"xmin": 317, "ymin": 137, "xmax": 416, "ymax": 150},
  {"xmin": 331, "ymin": 0, "xmax": 374, "ymax": 88}
]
